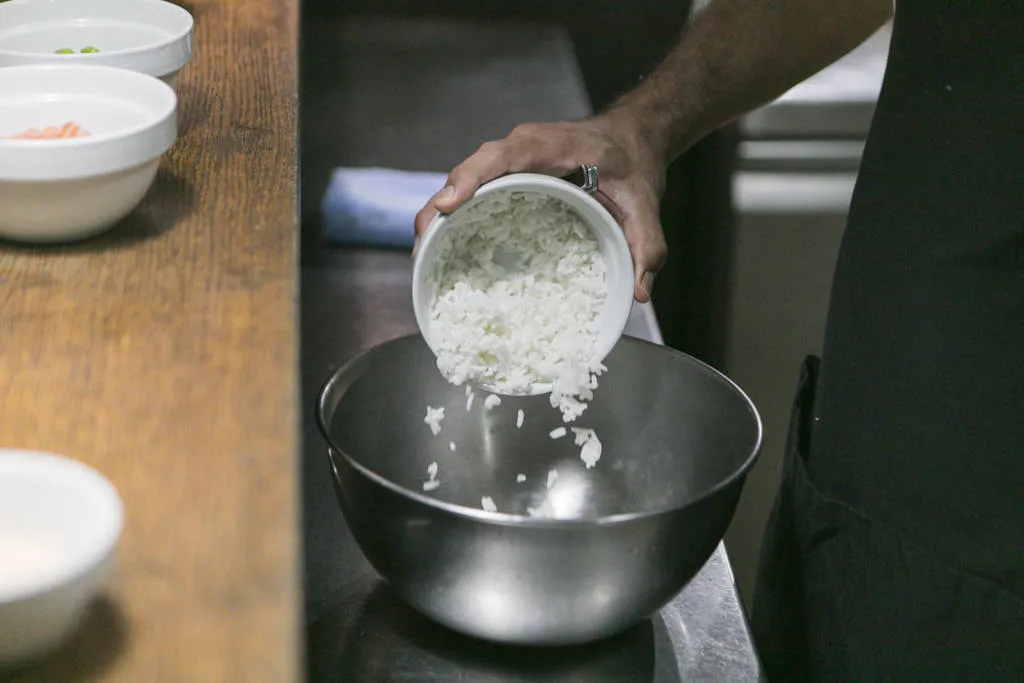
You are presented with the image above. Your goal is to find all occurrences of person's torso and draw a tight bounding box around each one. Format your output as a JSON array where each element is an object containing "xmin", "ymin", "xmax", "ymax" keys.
[{"xmin": 811, "ymin": 0, "xmax": 1024, "ymax": 590}]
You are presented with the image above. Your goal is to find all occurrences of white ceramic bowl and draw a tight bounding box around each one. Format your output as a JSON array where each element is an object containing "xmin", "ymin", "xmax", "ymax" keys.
[
  {"xmin": 412, "ymin": 173, "xmax": 635, "ymax": 396},
  {"xmin": 0, "ymin": 64, "xmax": 178, "ymax": 243},
  {"xmin": 0, "ymin": 0, "xmax": 194, "ymax": 88},
  {"xmin": 0, "ymin": 449, "xmax": 123, "ymax": 666}
]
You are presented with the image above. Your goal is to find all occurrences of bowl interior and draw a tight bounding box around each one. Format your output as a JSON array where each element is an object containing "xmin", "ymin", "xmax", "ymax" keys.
[
  {"xmin": 0, "ymin": 0, "xmax": 191, "ymax": 56},
  {"xmin": 0, "ymin": 93, "xmax": 154, "ymax": 141},
  {"xmin": 0, "ymin": 21, "xmax": 169, "ymax": 54},
  {"xmin": 0, "ymin": 450, "xmax": 123, "ymax": 601},
  {"xmin": 320, "ymin": 335, "xmax": 761, "ymax": 521},
  {"xmin": 413, "ymin": 174, "xmax": 635, "ymax": 396},
  {"xmin": 0, "ymin": 65, "xmax": 174, "ymax": 141}
]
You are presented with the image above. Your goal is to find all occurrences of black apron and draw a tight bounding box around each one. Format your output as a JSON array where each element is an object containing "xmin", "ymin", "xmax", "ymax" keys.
[{"xmin": 752, "ymin": 3, "xmax": 1024, "ymax": 681}]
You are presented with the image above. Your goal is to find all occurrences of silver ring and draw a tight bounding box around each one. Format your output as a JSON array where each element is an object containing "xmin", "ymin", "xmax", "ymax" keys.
[{"xmin": 579, "ymin": 164, "xmax": 599, "ymax": 194}]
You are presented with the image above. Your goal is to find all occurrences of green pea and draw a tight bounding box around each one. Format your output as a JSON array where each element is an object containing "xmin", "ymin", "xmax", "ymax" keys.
[
  {"xmin": 55, "ymin": 47, "xmax": 74, "ymax": 54},
  {"xmin": 80, "ymin": 46, "xmax": 100, "ymax": 53}
]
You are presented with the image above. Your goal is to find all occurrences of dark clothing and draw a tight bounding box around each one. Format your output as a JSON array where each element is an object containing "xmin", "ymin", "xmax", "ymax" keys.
[{"xmin": 753, "ymin": 2, "xmax": 1024, "ymax": 680}]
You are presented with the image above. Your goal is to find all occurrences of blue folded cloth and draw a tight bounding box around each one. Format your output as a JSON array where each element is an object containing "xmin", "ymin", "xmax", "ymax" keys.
[{"xmin": 320, "ymin": 167, "xmax": 448, "ymax": 249}]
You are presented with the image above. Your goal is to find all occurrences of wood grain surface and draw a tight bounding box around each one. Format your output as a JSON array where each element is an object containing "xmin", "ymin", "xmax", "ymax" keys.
[{"xmin": 0, "ymin": 0, "xmax": 300, "ymax": 680}]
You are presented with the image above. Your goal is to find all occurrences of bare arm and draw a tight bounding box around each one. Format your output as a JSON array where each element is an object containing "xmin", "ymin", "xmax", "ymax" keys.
[
  {"xmin": 609, "ymin": 0, "xmax": 894, "ymax": 163},
  {"xmin": 416, "ymin": 0, "xmax": 893, "ymax": 303}
]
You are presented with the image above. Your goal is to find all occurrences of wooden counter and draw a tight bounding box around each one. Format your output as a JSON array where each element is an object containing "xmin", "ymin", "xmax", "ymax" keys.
[{"xmin": 0, "ymin": 0, "xmax": 300, "ymax": 680}]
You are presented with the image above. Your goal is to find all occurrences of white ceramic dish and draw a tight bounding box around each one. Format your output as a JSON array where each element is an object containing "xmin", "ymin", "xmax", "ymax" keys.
[
  {"xmin": 0, "ymin": 449, "xmax": 123, "ymax": 666},
  {"xmin": 0, "ymin": 0, "xmax": 194, "ymax": 87},
  {"xmin": 0, "ymin": 64, "xmax": 178, "ymax": 242},
  {"xmin": 412, "ymin": 173, "xmax": 635, "ymax": 396}
]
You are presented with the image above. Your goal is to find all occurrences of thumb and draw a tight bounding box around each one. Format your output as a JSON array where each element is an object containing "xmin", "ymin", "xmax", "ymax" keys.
[
  {"xmin": 615, "ymin": 197, "xmax": 667, "ymax": 304},
  {"xmin": 636, "ymin": 268, "xmax": 656, "ymax": 304}
]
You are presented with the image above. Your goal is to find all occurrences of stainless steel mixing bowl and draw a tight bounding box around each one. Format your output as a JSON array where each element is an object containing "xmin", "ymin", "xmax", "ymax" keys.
[{"xmin": 316, "ymin": 334, "xmax": 762, "ymax": 646}]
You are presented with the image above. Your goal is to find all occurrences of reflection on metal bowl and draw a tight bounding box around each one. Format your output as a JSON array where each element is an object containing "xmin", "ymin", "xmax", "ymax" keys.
[{"xmin": 316, "ymin": 334, "xmax": 761, "ymax": 646}]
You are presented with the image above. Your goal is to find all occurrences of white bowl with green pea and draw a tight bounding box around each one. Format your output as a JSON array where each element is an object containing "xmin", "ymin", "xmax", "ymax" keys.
[{"xmin": 0, "ymin": 0, "xmax": 193, "ymax": 88}]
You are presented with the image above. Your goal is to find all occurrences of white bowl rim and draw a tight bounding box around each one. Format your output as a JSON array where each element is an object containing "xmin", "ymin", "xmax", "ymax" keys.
[
  {"xmin": 0, "ymin": 449, "xmax": 124, "ymax": 604},
  {"xmin": 0, "ymin": 0, "xmax": 194, "ymax": 62},
  {"xmin": 412, "ymin": 172, "xmax": 635, "ymax": 396},
  {"xmin": 0, "ymin": 63, "xmax": 178, "ymax": 180},
  {"xmin": 0, "ymin": 65, "xmax": 176, "ymax": 146}
]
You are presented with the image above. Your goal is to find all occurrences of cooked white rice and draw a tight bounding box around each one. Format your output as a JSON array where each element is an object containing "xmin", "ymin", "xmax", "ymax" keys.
[
  {"xmin": 427, "ymin": 191, "xmax": 608, "ymax": 423},
  {"xmin": 572, "ymin": 427, "xmax": 602, "ymax": 468},
  {"xmin": 423, "ymin": 461, "xmax": 440, "ymax": 491},
  {"xmin": 571, "ymin": 427, "xmax": 593, "ymax": 446},
  {"xmin": 580, "ymin": 433, "xmax": 602, "ymax": 469},
  {"xmin": 481, "ymin": 496, "xmax": 497, "ymax": 512},
  {"xmin": 424, "ymin": 406, "xmax": 445, "ymax": 436}
]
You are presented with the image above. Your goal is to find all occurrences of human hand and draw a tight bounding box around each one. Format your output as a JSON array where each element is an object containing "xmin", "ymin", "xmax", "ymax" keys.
[{"xmin": 414, "ymin": 114, "xmax": 668, "ymax": 303}]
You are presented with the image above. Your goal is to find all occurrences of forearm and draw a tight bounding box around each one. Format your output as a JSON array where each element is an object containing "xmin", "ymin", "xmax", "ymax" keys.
[{"xmin": 607, "ymin": 0, "xmax": 893, "ymax": 163}]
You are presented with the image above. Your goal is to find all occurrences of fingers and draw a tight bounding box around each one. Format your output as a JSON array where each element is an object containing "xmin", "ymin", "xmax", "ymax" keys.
[
  {"xmin": 631, "ymin": 218, "xmax": 668, "ymax": 304},
  {"xmin": 439, "ymin": 127, "xmax": 575, "ymax": 211},
  {"xmin": 632, "ymin": 228, "xmax": 668, "ymax": 303},
  {"xmin": 412, "ymin": 119, "xmax": 670, "ymax": 302},
  {"xmin": 414, "ymin": 123, "xmax": 583, "ymax": 238},
  {"xmin": 414, "ymin": 141, "xmax": 510, "ymax": 238},
  {"xmin": 607, "ymin": 188, "xmax": 667, "ymax": 304},
  {"xmin": 414, "ymin": 185, "xmax": 452, "ymax": 238},
  {"xmin": 439, "ymin": 141, "xmax": 510, "ymax": 211}
]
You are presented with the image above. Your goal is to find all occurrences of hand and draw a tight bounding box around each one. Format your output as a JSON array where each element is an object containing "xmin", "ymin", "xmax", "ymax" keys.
[{"xmin": 414, "ymin": 113, "xmax": 668, "ymax": 303}]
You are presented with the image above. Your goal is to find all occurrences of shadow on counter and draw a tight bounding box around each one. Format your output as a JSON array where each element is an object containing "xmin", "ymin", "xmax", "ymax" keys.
[
  {"xmin": 308, "ymin": 583, "xmax": 683, "ymax": 683},
  {"xmin": 0, "ymin": 597, "xmax": 129, "ymax": 683},
  {"xmin": 0, "ymin": 166, "xmax": 196, "ymax": 254}
]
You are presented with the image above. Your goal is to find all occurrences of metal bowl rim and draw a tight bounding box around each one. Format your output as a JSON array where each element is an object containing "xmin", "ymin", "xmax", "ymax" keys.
[{"xmin": 316, "ymin": 334, "xmax": 763, "ymax": 528}]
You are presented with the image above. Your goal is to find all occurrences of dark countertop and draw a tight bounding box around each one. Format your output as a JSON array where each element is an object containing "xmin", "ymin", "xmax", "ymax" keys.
[{"xmin": 299, "ymin": 15, "xmax": 762, "ymax": 681}]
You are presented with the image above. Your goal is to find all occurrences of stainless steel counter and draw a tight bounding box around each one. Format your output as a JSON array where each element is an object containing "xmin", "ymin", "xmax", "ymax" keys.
[{"xmin": 302, "ymin": 250, "xmax": 764, "ymax": 682}]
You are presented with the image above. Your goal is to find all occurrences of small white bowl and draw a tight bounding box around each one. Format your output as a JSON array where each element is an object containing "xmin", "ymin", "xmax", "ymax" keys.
[
  {"xmin": 0, "ymin": 0, "xmax": 194, "ymax": 88},
  {"xmin": 412, "ymin": 173, "xmax": 635, "ymax": 396},
  {"xmin": 0, "ymin": 64, "xmax": 178, "ymax": 243},
  {"xmin": 0, "ymin": 449, "xmax": 123, "ymax": 666}
]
